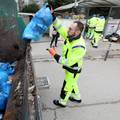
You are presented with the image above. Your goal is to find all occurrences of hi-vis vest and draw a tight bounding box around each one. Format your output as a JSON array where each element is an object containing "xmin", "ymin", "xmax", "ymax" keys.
[
  {"xmin": 88, "ymin": 17, "xmax": 98, "ymax": 28},
  {"xmin": 53, "ymin": 19, "xmax": 86, "ymax": 71},
  {"xmin": 95, "ymin": 18, "xmax": 105, "ymax": 32}
]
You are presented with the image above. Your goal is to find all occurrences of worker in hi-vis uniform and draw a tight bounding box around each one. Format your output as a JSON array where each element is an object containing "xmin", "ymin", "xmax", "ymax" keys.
[
  {"xmin": 91, "ymin": 16, "xmax": 105, "ymax": 48},
  {"xmin": 86, "ymin": 15, "xmax": 98, "ymax": 40},
  {"xmin": 47, "ymin": 17, "xmax": 86, "ymax": 107}
]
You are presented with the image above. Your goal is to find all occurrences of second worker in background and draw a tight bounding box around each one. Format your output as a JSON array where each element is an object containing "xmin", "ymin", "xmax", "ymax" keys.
[{"xmin": 50, "ymin": 26, "xmax": 59, "ymax": 47}]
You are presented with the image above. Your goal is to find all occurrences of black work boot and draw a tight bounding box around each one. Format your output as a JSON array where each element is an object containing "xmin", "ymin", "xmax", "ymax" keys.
[
  {"xmin": 93, "ymin": 45, "xmax": 98, "ymax": 48},
  {"xmin": 91, "ymin": 41, "xmax": 94, "ymax": 46},
  {"xmin": 69, "ymin": 97, "xmax": 82, "ymax": 103},
  {"xmin": 53, "ymin": 100, "xmax": 66, "ymax": 107}
]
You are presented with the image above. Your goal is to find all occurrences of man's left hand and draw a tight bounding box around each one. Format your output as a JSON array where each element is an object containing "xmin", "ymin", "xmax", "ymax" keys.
[{"xmin": 47, "ymin": 47, "xmax": 56, "ymax": 57}]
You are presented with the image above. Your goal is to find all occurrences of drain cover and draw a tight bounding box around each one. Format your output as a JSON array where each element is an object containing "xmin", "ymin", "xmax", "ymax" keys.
[{"xmin": 36, "ymin": 76, "xmax": 50, "ymax": 89}]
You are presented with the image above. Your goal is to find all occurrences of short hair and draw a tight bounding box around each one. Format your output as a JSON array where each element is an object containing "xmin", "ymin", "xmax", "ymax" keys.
[{"xmin": 74, "ymin": 21, "xmax": 84, "ymax": 32}]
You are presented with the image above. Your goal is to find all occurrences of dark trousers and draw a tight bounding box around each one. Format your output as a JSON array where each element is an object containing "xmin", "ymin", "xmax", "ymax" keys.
[{"xmin": 50, "ymin": 34, "xmax": 59, "ymax": 47}]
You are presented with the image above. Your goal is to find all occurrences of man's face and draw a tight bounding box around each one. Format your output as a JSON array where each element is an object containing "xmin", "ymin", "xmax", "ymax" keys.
[{"xmin": 68, "ymin": 23, "xmax": 78, "ymax": 37}]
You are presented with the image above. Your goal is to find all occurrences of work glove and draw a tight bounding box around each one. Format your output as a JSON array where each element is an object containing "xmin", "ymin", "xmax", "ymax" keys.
[{"xmin": 47, "ymin": 47, "xmax": 56, "ymax": 57}]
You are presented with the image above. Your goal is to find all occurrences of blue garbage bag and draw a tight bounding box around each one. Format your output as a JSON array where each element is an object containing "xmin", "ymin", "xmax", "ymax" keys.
[
  {"xmin": 0, "ymin": 62, "xmax": 15, "ymax": 76},
  {"xmin": 0, "ymin": 70, "xmax": 11, "ymax": 110},
  {"xmin": 0, "ymin": 82, "xmax": 12, "ymax": 110},
  {"xmin": 0, "ymin": 70, "xmax": 8, "ymax": 83},
  {"xmin": 23, "ymin": 4, "xmax": 53, "ymax": 41}
]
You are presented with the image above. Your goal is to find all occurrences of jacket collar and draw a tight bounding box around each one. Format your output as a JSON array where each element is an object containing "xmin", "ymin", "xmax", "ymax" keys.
[{"xmin": 67, "ymin": 34, "xmax": 81, "ymax": 42}]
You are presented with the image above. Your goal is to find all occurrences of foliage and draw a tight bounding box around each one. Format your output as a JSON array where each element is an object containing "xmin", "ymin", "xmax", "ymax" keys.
[
  {"xmin": 22, "ymin": 3, "xmax": 39, "ymax": 13},
  {"xmin": 47, "ymin": 0, "xmax": 65, "ymax": 8}
]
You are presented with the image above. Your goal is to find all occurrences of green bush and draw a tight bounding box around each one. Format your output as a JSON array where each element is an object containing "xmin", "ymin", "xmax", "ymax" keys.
[{"xmin": 22, "ymin": 3, "xmax": 39, "ymax": 13}]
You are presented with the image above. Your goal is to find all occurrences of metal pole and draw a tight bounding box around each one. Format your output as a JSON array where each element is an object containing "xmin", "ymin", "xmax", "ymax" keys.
[
  {"xmin": 75, "ymin": 0, "xmax": 79, "ymax": 8},
  {"xmin": 115, "ymin": 20, "xmax": 120, "ymax": 32},
  {"xmin": 104, "ymin": 6, "xmax": 120, "ymax": 61},
  {"xmin": 103, "ymin": 6, "xmax": 112, "ymax": 36},
  {"xmin": 84, "ymin": 7, "xmax": 90, "ymax": 38},
  {"xmin": 104, "ymin": 41, "xmax": 112, "ymax": 61},
  {"xmin": 27, "ymin": 0, "xmax": 29, "ymax": 5},
  {"xmin": 104, "ymin": 6, "xmax": 113, "ymax": 61}
]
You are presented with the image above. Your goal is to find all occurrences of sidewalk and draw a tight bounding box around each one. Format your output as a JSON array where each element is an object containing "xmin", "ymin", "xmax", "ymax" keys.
[{"xmin": 31, "ymin": 37, "xmax": 120, "ymax": 120}]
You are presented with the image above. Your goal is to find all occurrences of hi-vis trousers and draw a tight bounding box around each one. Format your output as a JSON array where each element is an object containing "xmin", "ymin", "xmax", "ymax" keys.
[
  {"xmin": 59, "ymin": 70, "xmax": 81, "ymax": 105},
  {"xmin": 92, "ymin": 31, "xmax": 102, "ymax": 47},
  {"xmin": 86, "ymin": 27, "xmax": 95, "ymax": 39}
]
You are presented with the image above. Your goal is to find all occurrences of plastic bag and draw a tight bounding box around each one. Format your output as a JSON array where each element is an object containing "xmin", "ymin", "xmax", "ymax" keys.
[
  {"xmin": 0, "ymin": 82, "xmax": 11, "ymax": 110},
  {"xmin": 0, "ymin": 70, "xmax": 8, "ymax": 83},
  {"xmin": 23, "ymin": 5, "xmax": 53, "ymax": 41},
  {"xmin": 0, "ymin": 70, "xmax": 11, "ymax": 110},
  {"xmin": 0, "ymin": 62, "xmax": 15, "ymax": 76}
]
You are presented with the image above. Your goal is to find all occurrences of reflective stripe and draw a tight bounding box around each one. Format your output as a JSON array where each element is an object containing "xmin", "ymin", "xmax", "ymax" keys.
[
  {"xmin": 59, "ymin": 99, "xmax": 67, "ymax": 105},
  {"xmin": 71, "ymin": 93, "xmax": 81, "ymax": 100},
  {"xmin": 59, "ymin": 56, "xmax": 68, "ymax": 65},
  {"xmin": 72, "ymin": 66, "xmax": 81, "ymax": 71},
  {"xmin": 72, "ymin": 45, "xmax": 85, "ymax": 50},
  {"xmin": 70, "ymin": 63, "xmax": 81, "ymax": 71},
  {"xmin": 63, "ymin": 65, "xmax": 82, "ymax": 73}
]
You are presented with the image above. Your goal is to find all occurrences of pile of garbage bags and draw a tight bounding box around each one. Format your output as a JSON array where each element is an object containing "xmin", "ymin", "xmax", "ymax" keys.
[
  {"xmin": 105, "ymin": 30, "xmax": 120, "ymax": 42},
  {"xmin": 0, "ymin": 62, "xmax": 16, "ymax": 119}
]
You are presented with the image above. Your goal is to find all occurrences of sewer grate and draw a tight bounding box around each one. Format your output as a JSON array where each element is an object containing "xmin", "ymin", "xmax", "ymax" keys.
[{"xmin": 36, "ymin": 76, "xmax": 50, "ymax": 89}]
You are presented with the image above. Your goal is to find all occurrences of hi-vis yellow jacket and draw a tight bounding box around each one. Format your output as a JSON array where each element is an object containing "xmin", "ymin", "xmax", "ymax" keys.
[
  {"xmin": 95, "ymin": 17, "xmax": 105, "ymax": 32},
  {"xmin": 87, "ymin": 16, "xmax": 98, "ymax": 28},
  {"xmin": 53, "ymin": 19, "xmax": 86, "ymax": 73}
]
